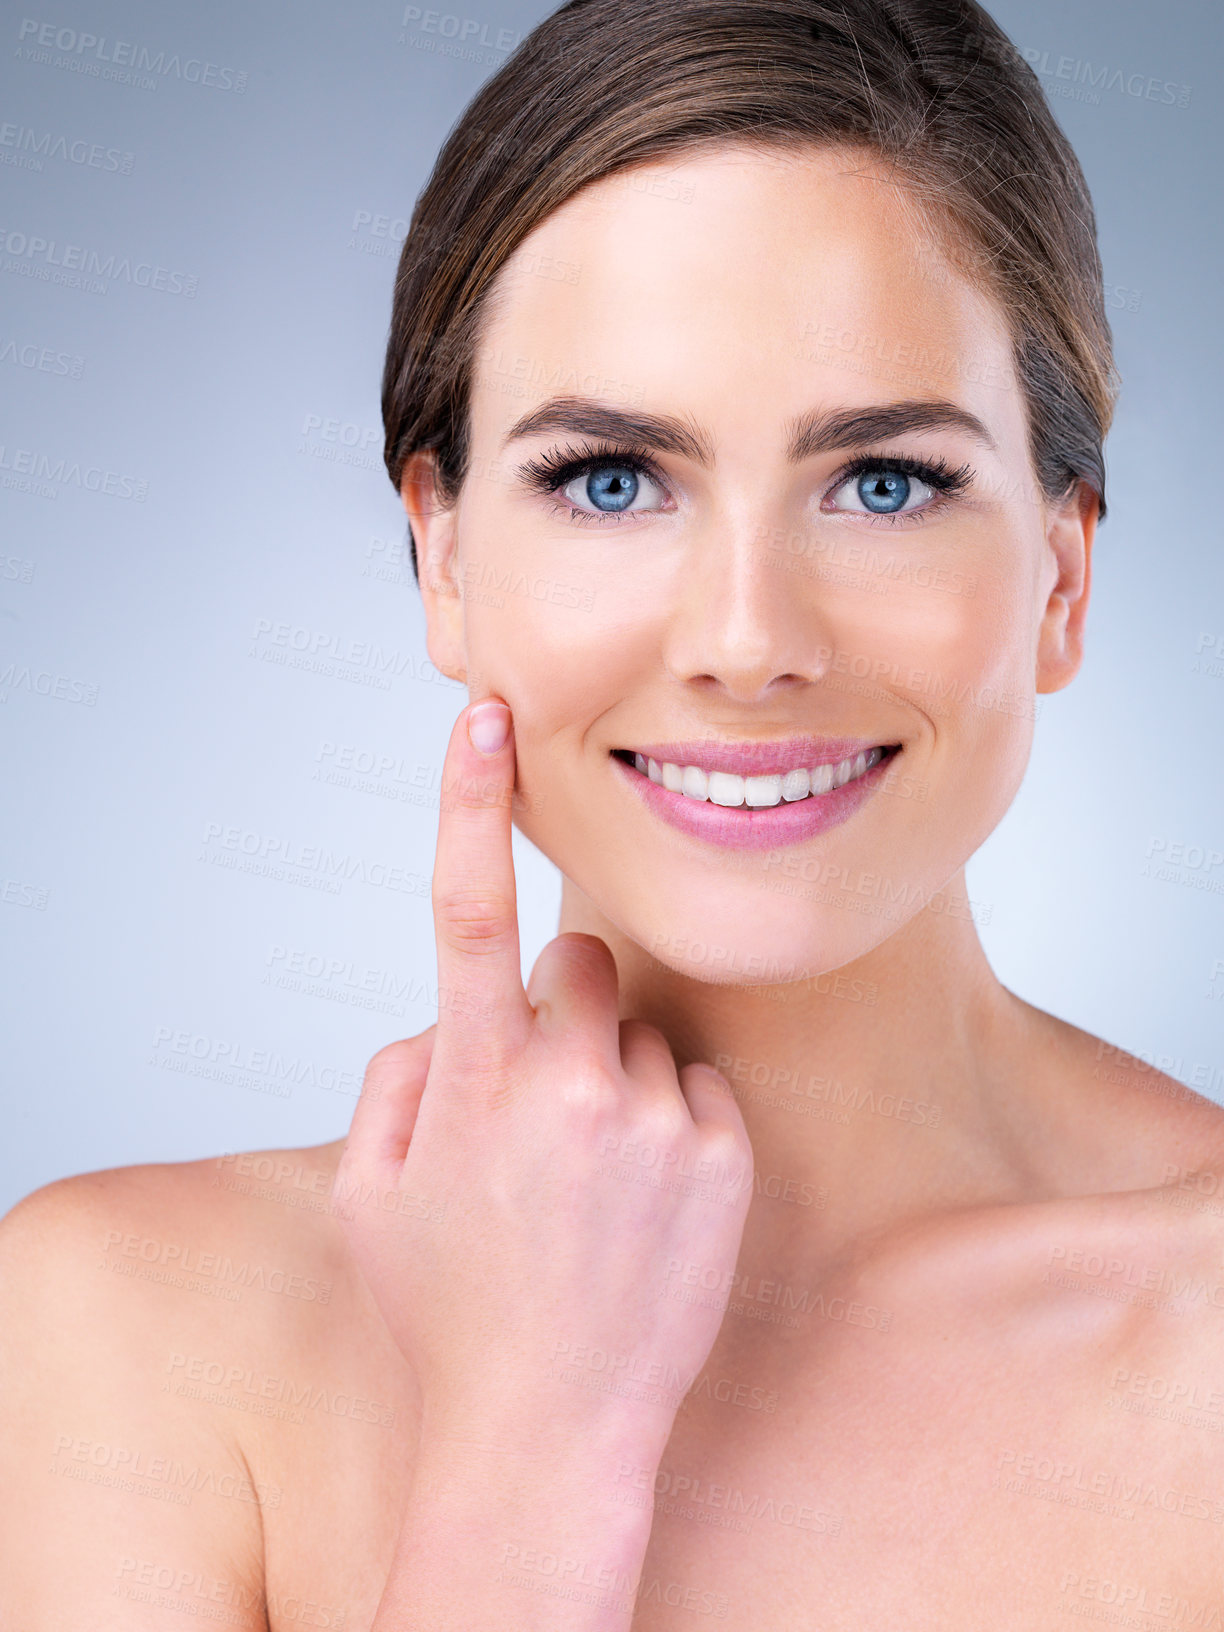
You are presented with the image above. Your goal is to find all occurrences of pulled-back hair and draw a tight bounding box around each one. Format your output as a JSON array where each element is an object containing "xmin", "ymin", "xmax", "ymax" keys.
[{"xmin": 383, "ymin": 0, "xmax": 1120, "ymax": 577}]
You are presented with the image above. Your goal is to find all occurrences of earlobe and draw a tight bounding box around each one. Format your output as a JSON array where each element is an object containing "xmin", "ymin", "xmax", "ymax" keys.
[
  {"xmin": 1035, "ymin": 481, "xmax": 1098, "ymax": 695},
  {"xmin": 400, "ymin": 452, "xmax": 467, "ymax": 685}
]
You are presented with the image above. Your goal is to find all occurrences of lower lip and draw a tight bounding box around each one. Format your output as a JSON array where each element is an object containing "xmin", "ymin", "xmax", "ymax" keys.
[{"xmin": 612, "ymin": 750, "xmax": 898, "ymax": 851}]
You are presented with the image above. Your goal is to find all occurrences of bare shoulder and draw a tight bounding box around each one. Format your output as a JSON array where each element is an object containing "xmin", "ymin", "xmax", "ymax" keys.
[
  {"xmin": 1008, "ymin": 991, "xmax": 1224, "ymax": 1195},
  {"xmin": 0, "ymin": 1136, "xmax": 355, "ymax": 1321},
  {"xmin": 857, "ymin": 997, "xmax": 1224, "ymax": 1343},
  {"xmin": 0, "ymin": 1137, "xmax": 358, "ymax": 1626}
]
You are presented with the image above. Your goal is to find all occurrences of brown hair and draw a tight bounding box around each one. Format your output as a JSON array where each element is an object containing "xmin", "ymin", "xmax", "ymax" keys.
[{"xmin": 382, "ymin": 0, "xmax": 1120, "ymax": 579}]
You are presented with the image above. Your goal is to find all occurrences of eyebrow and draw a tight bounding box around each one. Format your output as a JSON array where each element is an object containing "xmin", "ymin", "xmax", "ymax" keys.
[{"xmin": 500, "ymin": 395, "xmax": 996, "ymax": 463}]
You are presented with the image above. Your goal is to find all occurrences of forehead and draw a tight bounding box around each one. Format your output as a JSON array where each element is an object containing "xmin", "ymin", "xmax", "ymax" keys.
[{"xmin": 472, "ymin": 144, "xmax": 1024, "ymax": 460}]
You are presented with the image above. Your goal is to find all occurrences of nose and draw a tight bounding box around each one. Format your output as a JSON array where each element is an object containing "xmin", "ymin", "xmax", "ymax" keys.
[{"xmin": 660, "ymin": 511, "xmax": 836, "ymax": 702}]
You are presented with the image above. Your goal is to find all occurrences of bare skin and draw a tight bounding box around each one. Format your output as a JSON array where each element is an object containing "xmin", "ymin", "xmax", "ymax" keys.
[
  {"xmin": 4, "ymin": 145, "xmax": 1224, "ymax": 1628},
  {"xmin": 6, "ymin": 1065, "xmax": 1224, "ymax": 1629}
]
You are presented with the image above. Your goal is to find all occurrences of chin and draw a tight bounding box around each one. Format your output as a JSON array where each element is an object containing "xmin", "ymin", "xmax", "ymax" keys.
[{"xmin": 598, "ymin": 881, "xmax": 923, "ymax": 989}]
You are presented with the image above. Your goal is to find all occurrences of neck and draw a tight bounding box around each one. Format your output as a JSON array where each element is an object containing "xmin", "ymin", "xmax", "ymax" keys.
[{"xmin": 558, "ymin": 868, "xmax": 1041, "ymax": 1277}]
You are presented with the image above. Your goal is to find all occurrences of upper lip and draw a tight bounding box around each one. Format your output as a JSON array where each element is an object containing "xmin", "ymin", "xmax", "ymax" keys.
[{"xmin": 620, "ymin": 737, "xmax": 899, "ymax": 777}]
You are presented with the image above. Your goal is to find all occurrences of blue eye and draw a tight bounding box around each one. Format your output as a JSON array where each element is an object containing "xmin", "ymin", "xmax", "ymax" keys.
[
  {"xmin": 571, "ymin": 464, "xmax": 641, "ymax": 512},
  {"xmin": 518, "ymin": 440, "xmax": 971, "ymax": 529},
  {"xmin": 831, "ymin": 466, "xmax": 936, "ymax": 515},
  {"xmin": 517, "ymin": 440, "xmax": 669, "ymax": 526}
]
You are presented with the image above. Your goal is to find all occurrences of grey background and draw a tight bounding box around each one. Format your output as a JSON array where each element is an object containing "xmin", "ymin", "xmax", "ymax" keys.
[{"xmin": 1, "ymin": 0, "xmax": 1220, "ymax": 1216}]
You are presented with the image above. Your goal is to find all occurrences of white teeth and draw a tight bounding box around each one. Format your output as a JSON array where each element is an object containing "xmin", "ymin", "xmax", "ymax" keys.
[
  {"xmin": 631, "ymin": 746, "xmax": 886, "ymax": 807},
  {"xmin": 810, "ymin": 763, "xmax": 835, "ymax": 795},
  {"xmin": 707, "ymin": 771, "xmax": 744, "ymax": 807},
  {"xmin": 744, "ymin": 774, "xmax": 782, "ymax": 808},
  {"xmin": 681, "ymin": 765, "xmax": 709, "ymax": 801}
]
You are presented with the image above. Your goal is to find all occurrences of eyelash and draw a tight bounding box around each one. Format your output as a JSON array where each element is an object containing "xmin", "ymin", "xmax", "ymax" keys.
[
  {"xmin": 517, "ymin": 439, "xmax": 669, "ymax": 527},
  {"xmin": 516, "ymin": 439, "xmax": 973, "ymax": 528}
]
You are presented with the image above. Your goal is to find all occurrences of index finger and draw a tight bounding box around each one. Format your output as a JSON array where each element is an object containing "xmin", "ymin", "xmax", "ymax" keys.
[{"xmin": 431, "ymin": 696, "xmax": 535, "ymax": 1069}]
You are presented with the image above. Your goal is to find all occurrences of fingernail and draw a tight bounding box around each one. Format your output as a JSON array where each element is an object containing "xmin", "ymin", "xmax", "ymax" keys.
[{"xmin": 467, "ymin": 700, "xmax": 511, "ymax": 755}]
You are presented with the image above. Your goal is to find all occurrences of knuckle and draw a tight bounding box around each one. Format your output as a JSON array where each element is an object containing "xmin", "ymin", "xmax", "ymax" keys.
[
  {"xmin": 619, "ymin": 1020, "xmax": 678, "ymax": 1076},
  {"xmin": 434, "ymin": 886, "xmax": 515, "ymax": 951},
  {"xmin": 703, "ymin": 1121, "xmax": 753, "ymax": 1168},
  {"xmin": 685, "ymin": 1060, "xmax": 733, "ymax": 1098},
  {"xmin": 441, "ymin": 768, "xmax": 510, "ymax": 815},
  {"xmin": 630, "ymin": 1094, "xmax": 690, "ymax": 1148},
  {"xmin": 618, "ymin": 1017, "xmax": 668, "ymax": 1050},
  {"xmin": 557, "ymin": 1063, "xmax": 620, "ymax": 1118},
  {"xmin": 537, "ymin": 932, "xmax": 615, "ymax": 988},
  {"xmin": 550, "ymin": 931, "xmax": 615, "ymax": 966},
  {"xmin": 365, "ymin": 1033, "xmax": 430, "ymax": 1078}
]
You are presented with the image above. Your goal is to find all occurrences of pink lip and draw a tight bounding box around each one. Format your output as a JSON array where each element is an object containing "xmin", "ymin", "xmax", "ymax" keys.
[
  {"xmin": 612, "ymin": 746, "xmax": 899, "ymax": 852},
  {"xmin": 624, "ymin": 736, "xmax": 895, "ymax": 777}
]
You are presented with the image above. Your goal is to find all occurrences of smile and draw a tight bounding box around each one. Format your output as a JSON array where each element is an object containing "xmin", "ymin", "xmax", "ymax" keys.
[
  {"xmin": 610, "ymin": 738, "xmax": 903, "ymax": 851},
  {"xmin": 623, "ymin": 745, "xmax": 892, "ymax": 807}
]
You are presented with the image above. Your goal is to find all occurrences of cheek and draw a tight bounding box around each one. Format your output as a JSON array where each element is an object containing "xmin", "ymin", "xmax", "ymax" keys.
[
  {"xmin": 899, "ymin": 557, "xmax": 1037, "ymax": 840},
  {"xmin": 461, "ymin": 590, "xmax": 651, "ymax": 751},
  {"xmin": 813, "ymin": 539, "xmax": 1038, "ymax": 849},
  {"xmin": 847, "ymin": 524, "xmax": 1038, "ymax": 723}
]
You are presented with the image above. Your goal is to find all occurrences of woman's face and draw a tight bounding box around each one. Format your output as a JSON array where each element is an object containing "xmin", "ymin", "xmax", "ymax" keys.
[{"xmin": 409, "ymin": 143, "xmax": 1094, "ymax": 983}]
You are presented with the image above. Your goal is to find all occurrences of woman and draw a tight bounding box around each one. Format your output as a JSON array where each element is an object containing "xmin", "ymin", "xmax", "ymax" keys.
[{"xmin": 4, "ymin": 0, "xmax": 1221, "ymax": 1624}]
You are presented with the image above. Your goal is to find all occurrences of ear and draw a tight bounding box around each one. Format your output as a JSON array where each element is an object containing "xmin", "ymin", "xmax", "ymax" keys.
[
  {"xmin": 400, "ymin": 450, "xmax": 466, "ymax": 686},
  {"xmin": 1035, "ymin": 480, "xmax": 1098, "ymax": 695}
]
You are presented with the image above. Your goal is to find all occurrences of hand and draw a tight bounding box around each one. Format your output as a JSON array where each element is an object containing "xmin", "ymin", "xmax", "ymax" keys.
[{"xmin": 333, "ymin": 696, "xmax": 754, "ymax": 1443}]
